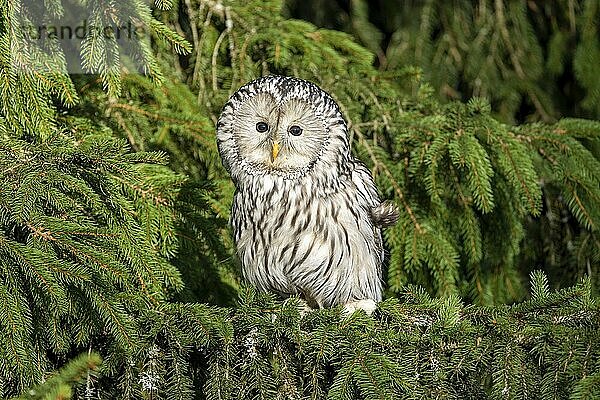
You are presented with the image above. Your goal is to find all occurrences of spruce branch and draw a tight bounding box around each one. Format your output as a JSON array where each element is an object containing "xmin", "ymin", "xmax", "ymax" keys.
[{"xmin": 10, "ymin": 353, "xmax": 101, "ymax": 400}]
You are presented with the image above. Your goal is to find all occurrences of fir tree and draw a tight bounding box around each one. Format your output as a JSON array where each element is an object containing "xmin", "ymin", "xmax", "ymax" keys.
[
  {"xmin": 0, "ymin": 0, "xmax": 599, "ymax": 399},
  {"xmin": 287, "ymin": 0, "xmax": 600, "ymax": 123},
  {"xmin": 10, "ymin": 353, "xmax": 101, "ymax": 400}
]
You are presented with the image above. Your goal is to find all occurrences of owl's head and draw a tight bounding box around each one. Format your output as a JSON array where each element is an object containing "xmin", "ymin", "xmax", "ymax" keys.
[{"xmin": 217, "ymin": 76, "xmax": 350, "ymax": 181}]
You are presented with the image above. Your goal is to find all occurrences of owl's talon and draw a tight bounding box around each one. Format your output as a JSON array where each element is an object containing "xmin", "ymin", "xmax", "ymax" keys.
[
  {"xmin": 298, "ymin": 298, "xmax": 313, "ymax": 317},
  {"xmin": 342, "ymin": 299, "xmax": 377, "ymax": 317}
]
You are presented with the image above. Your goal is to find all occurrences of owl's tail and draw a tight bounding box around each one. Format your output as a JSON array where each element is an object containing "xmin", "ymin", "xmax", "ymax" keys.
[{"xmin": 370, "ymin": 200, "xmax": 400, "ymax": 228}]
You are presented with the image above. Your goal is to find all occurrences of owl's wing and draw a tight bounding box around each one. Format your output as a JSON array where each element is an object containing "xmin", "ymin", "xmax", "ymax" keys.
[
  {"xmin": 351, "ymin": 160, "xmax": 399, "ymax": 228},
  {"xmin": 370, "ymin": 200, "xmax": 400, "ymax": 227}
]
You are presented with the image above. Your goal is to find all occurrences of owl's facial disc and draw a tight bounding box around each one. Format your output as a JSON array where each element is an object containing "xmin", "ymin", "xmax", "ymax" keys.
[
  {"xmin": 232, "ymin": 92, "xmax": 279, "ymax": 168},
  {"xmin": 269, "ymin": 98, "xmax": 327, "ymax": 173},
  {"xmin": 233, "ymin": 93, "xmax": 328, "ymax": 177}
]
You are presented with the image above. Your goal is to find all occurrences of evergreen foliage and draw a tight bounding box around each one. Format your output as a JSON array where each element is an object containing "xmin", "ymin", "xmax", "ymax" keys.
[
  {"xmin": 287, "ymin": 0, "xmax": 600, "ymax": 123},
  {"xmin": 10, "ymin": 353, "xmax": 101, "ymax": 400},
  {"xmin": 205, "ymin": 272, "xmax": 600, "ymax": 400},
  {"xmin": 11, "ymin": 274, "xmax": 600, "ymax": 400},
  {"xmin": 0, "ymin": 0, "xmax": 599, "ymax": 398},
  {"xmin": 0, "ymin": 128, "xmax": 182, "ymax": 390}
]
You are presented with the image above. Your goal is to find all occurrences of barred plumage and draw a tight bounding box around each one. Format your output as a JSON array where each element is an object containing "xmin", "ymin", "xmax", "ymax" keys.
[{"xmin": 217, "ymin": 76, "xmax": 398, "ymax": 310}]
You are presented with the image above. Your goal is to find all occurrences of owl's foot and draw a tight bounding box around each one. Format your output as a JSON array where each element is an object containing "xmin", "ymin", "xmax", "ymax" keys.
[
  {"xmin": 298, "ymin": 298, "xmax": 314, "ymax": 317},
  {"xmin": 342, "ymin": 299, "xmax": 377, "ymax": 317}
]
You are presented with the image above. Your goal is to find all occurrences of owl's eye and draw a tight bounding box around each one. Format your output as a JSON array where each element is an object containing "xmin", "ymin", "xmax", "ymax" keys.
[
  {"xmin": 256, "ymin": 122, "xmax": 269, "ymax": 133},
  {"xmin": 289, "ymin": 125, "xmax": 303, "ymax": 136}
]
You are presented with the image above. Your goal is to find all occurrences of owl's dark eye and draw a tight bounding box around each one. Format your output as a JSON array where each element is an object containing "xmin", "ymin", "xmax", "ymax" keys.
[
  {"xmin": 289, "ymin": 125, "xmax": 303, "ymax": 136},
  {"xmin": 256, "ymin": 122, "xmax": 269, "ymax": 133}
]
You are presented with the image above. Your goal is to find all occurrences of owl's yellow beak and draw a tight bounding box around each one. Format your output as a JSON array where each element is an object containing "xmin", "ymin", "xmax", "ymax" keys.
[{"xmin": 271, "ymin": 141, "xmax": 280, "ymax": 161}]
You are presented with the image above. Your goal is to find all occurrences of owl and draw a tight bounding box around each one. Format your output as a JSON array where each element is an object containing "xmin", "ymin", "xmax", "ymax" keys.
[{"xmin": 217, "ymin": 75, "xmax": 398, "ymax": 314}]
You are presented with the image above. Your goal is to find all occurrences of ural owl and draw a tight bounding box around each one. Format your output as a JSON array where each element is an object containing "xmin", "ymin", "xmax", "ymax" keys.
[{"xmin": 217, "ymin": 75, "xmax": 398, "ymax": 314}]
